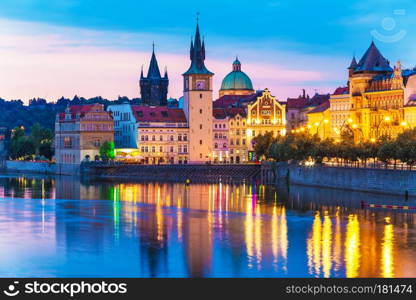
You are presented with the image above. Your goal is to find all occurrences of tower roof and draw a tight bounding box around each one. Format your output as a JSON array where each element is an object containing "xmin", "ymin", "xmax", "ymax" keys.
[
  {"xmin": 355, "ymin": 41, "xmax": 392, "ymax": 73},
  {"xmin": 183, "ymin": 20, "xmax": 213, "ymax": 76},
  {"xmin": 146, "ymin": 44, "xmax": 162, "ymax": 78}
]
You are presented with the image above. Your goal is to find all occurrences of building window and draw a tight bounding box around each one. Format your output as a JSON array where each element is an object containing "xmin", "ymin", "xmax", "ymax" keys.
[
  {"xmin": 223, "ymin": 143, "xmax": 227, "ymax": 148},
  {"xmin": 170, "ymin": 146, "xmax": 174, "ymax": 152},
  {"xmin": 200, "ymin": 94, "xmax": 202, "ymax": 99},
  {"xmin": 214, "ymin": 143, "xmax": 218, "ymax": 149},
  {"xmin": 200, "ymin": 109, "xmax": 203, "ymax": 114},
  {"xmin": 159, "ymin": 135, "xmax": 163, "ymax": 141},
  {"xmin": 200, "ymin": 140, "xmax": 202, "ymax": 145},
  {"xmin": 152, "ymin": 146, "xmax": 155, "ymax": 153},
  {"xmin": 200, "ymin": 124, "xmax": 202, "ymax": 129},
  {"xmin": 170, "ymin": 135, "xmax": 174, "ymax": 141},
  {"xmin": 63, "ymin": 137, "xmax": 72, "ymax": 148},
  {"xmin": 183, "ymin": 135, "xmax": 188, "ymax": 141},
  {"xmin": 215, "ymin": 124, "xmax": 217, "ymax": 128},
  {"xmin": 152, "ymin": 135, "xmax": 155, "ymax": 141},
  {"xmin": 160, "ymin": 146, "xmax": 163, "ymax": 152},
  {"xmin": 178, "ymin": 134, "xmax": 182, "ymax": 141},
  {"xmin": 214, "ymin": 133, "xmax": 218, "ymax": 139},
  {"xmin": 183, "ymin": 146, "xmax": 187, "ymax": 153}
]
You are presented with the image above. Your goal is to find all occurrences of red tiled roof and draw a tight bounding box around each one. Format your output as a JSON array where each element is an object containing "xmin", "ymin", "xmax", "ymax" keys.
[
  {"xmin": 213, "ymin": 108, "xmax": 227, "ymax": 119},
  {"xmin": 286, "ymin": 97, "xmax": 309, "ymax": 109},
  {"xmin": 309, "ymin": 93, "xmax": 330, "ymax": 107},
  {"xmin": 132, "ymin": 105, "xmax": 187, "ymax": 123},
  {"xmin": 213, "ymin": 94, "xmax": 254, "ymax": 108},
  {"xmin": 332, "ymin": 86, "xmax": 349, "ymax": 95},
  {"xmin": 307, "ymin": 100, "xmax": 330, "ymax": 114},
  {"xmin": 213, "ymin": 107, "xmax": 247, "ymax": 119},
  {"xmin": 405, "ymin": 99, "xmax": 416, "ymax": 107},
  {"xmin": 58, "ymin": 104, "xmax": 98, "ymax": 122}
]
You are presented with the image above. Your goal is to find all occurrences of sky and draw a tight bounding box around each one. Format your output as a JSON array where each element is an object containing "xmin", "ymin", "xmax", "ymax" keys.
[{"xmin": 0, "ymin": 0, "xmax": 415, "ymax": 103}]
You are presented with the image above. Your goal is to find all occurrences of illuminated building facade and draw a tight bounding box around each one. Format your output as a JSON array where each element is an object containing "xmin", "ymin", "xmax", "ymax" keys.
[
  {"xmin": 212, "ymin": 89, "xmax": 286, "ymax": 162},
  {"xmin": 55, "ymin": 104, "xmax": 114, "ymax": 164},
  {"xmin": 182, "ymin": 21, "xmax": 214, "ymax": 163},
  {"xmin": 132, "ymin": 106, "xmax": 189, "ymax": 164}
]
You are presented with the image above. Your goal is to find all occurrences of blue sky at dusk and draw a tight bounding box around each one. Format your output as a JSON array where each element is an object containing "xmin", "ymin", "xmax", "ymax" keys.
[{"xmin": 0, "ymin": 0, "xmax": 415, "ymax": 102}]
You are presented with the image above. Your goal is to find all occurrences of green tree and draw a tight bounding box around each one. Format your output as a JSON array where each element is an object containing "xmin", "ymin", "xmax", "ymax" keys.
[
  {"xmin": 268, "ymin": 138, "xmax": 294, "ymax": 162},
  {"xmin": 377, "ymin": 142, "xmax": 398, "ymax": 168},
  {"xmin": 310, "ymin": 138, "xmax": 334, "ymax": 164},
  {"xmin": 30, "ymin": 123, "xmax": 53, "ymax": 155},
  {"xmin": 99, "ymin": 141, "xmax": 115, "ymax": 161},
  {"xmin": 253, "ymin": 132, "xmax": 275, "ymax": 160},
  {"xmin": 39, "ymin": 140, "xmax": 54, "ymax": 160}
]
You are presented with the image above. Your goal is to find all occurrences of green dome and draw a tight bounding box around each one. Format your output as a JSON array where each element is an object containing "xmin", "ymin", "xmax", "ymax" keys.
[
  {"xmin": 220, "ymin": 58, "xmax": 253, "ymax": 91},
  {"xmin": 220, "ymin": 71, "xmax": 253, "ymax": 91}
]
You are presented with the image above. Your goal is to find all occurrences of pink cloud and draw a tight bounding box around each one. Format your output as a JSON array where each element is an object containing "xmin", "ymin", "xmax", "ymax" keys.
[{"xmin": 0, "ymin": 18, "xmax": 345, "ymax": 103}]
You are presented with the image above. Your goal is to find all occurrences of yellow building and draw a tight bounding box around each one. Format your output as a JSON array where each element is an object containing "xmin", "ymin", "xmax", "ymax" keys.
[
  {"xmin": 313, "ymin": 42, "xmax": 416, "ymax": 142},
  {"xmin": 247, "ymin": 88, "xmax": 286, "ymax": 138},
  {"xmin": 307, "ymin": 101, "xmax": 331, "ymax": 140},
  {"xmin": 212, "ymin": 89, "xmax": 286, "ymax": 163}
]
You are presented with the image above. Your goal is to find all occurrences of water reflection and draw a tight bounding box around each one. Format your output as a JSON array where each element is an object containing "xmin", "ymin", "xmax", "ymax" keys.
[{"xmin": 0, "ymin": 174, "xmax": 415, "ymax": 277}]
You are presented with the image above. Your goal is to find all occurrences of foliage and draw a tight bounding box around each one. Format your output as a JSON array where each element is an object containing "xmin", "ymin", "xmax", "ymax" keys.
[
  {"xmin": 99, "ymin": 141, "xmax": 116, "ymax": 161},
  {"xmin": 9, "ymin": 124, "xmax": 54, "ymax": 160},
  {"xmin": 253, "ymin": 132, "xmax": 275, "ymax": 160},
  {"xmin": 259, "ymin": 128, "xmax": 416, "ymax": 169}
]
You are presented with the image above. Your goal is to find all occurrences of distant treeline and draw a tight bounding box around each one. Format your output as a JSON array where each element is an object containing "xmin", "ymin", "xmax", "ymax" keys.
[{"xmin": 0, "ymin": 95, "xmax": 141, "ymax": 132}]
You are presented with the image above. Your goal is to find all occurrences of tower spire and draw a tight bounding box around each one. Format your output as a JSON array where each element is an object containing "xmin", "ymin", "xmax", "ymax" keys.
[
  {"xmin": 147, "ymin": 43, "xmax": 161, "ymax": 78},
  {"xmin": 183, "ymin": 16, "xmax": 213, "ymax": 75}
]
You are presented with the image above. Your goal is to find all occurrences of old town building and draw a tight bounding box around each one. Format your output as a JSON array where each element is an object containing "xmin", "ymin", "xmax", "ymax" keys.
[
  {"xmin": 55, "ymin": 104, "xmax": 114, "ymax": 165},
  {"xmin": 132, "ymin": 106, "xmax": 189, "ymax": 164}
]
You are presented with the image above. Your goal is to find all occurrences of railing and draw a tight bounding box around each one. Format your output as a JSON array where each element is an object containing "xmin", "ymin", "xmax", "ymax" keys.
[{"xmin": 323, "ymin": 161, "xmax": 416, "ymax": 171}]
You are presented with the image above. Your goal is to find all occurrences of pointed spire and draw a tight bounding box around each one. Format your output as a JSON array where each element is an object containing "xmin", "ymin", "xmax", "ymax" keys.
[
  {"xmin": 183, "ymin": 15, "xmax": 213, "ymax": 75},
  {"xmin": 233, "ymin": 56, "xmax": 241, "ymax": 71},
  {"xmin": 348, "ymin": 55, "xmax": 358, "ymax": 69},
  {"xmin": 164, "ymin": 66, "xmax": 168, "ymax": 78},
  {"xmin": 147, "ymin": 43, "xmax": 161, "ymax": 78},
  {"xmin": 140, "ymin": 65, "xmax": 144, "ymax": 78}
]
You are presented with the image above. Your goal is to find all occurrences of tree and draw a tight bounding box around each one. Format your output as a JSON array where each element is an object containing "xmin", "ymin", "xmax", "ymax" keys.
[
  {"xmin": 99, "ymin": 141, "xmax": 115, "ymax": 161},
  {"xmin": 30, "ymin": 123, "xmax": 53, "ymax": 155},
  {"xmin": 268, "ymin": 138, "xmax": 294, "ymax": 162},
  {"xmin": 253, "ymin": 132, "xmax": 275, "ymax": 160},
  {"xmin": 377, "ymin": 142, "xmax": 398, "ymax": 168},
  {"xmin": 311, "ymin": 138, "xmax": 334, "ymax": 164},
  {"xmin": 39, "ymin": 140, "xmax": 54, "ymax": 160}
]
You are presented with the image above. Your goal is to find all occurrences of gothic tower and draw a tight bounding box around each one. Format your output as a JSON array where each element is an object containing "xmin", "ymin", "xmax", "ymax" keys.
[
  {"xmin": 140, "ymin": 45, "xmax": 169, "ymax": 106},
  {"xmin": 183, "ymin": 20, "xmax": 214, "ymax": 163}
]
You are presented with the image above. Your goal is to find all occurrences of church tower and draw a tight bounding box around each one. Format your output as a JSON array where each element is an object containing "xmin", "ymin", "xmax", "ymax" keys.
[
  {"xmin": 183, "ymin": 19, "xmax": 214, "ymax": 163},
  {"xmin": 140, "ymin": 45, "xmax": 169, "ymax": 106}
]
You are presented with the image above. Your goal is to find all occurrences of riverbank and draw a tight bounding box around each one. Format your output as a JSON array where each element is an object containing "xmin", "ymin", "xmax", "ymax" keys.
[
  {"xmin": 81, "ymin": 163, "xmax": 261, "ymax": 183},
  {"xmin": 262, "ymin": 162, "xmax": 416, "ymax": 198},
  {"xmin": 4, "ymin": 160, "xmax": 80, "ymax": 175}
]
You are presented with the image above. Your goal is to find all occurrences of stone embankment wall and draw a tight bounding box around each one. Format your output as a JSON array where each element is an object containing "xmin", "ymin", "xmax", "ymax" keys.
[
  {"xmin": 262, "ymin": 162, "xmax": 416, "ymax": 197},
  {"xmin": 5, "ymin": 161, "xmax": 81, "ymax": 175},
  {"xmin": 82, "ymin": 163, "xmax": 262, "ymax": 183}
]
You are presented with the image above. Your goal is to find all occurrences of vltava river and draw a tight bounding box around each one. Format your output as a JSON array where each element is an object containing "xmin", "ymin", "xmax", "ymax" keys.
[{"xmin": 0, "ymin": 174, "xmax": 415, "ymax": 277}]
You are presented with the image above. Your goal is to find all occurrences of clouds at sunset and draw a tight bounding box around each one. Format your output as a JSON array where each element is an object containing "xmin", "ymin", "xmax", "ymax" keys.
[{"xmin": 0, "ymin": 0, "xmax": 415, "ymax": 102}]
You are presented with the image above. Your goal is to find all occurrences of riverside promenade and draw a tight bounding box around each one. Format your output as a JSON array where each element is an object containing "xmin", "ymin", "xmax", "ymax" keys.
[
  {"xmin": 81, "ymin": 162, "xmax": 262, "ymax": 183},
  {"xmin": 261, "ymin": 162, "xmax": 416, "ymax": 197}
]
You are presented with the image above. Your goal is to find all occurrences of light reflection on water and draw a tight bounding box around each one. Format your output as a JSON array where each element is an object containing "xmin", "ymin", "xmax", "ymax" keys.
[{"xmin": 0, "ymin": 174, "xmax": 415, "ymax": 278}]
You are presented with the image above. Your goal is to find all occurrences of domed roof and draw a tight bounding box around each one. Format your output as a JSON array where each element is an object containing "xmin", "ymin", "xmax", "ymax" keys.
[{"xmin": 220, "ymin": 58, "xmax": 253, "ymax": 91}]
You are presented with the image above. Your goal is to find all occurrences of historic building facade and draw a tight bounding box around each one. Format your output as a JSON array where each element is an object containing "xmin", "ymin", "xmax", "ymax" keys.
[
  {"xmin": 182, "ymin": 21, "xmax": 214, "ymax": 163},
  {"xmin": 140, "ymin": 46, "xmax": 169, "ymax": 106},
  {"xmin": 307, "ymin": 42, "xmax": 416, "ymax": 142},
  {"xmin": 55, "ymin": 104, "xmax": 114, "ymax": 164},
  {"xmin": 107, "ymin": 102, "xmax": 137, "ymax": 149},
  {"xmin": 132, "ymin": 106, "xmax": 189, "ymax": 164}
]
